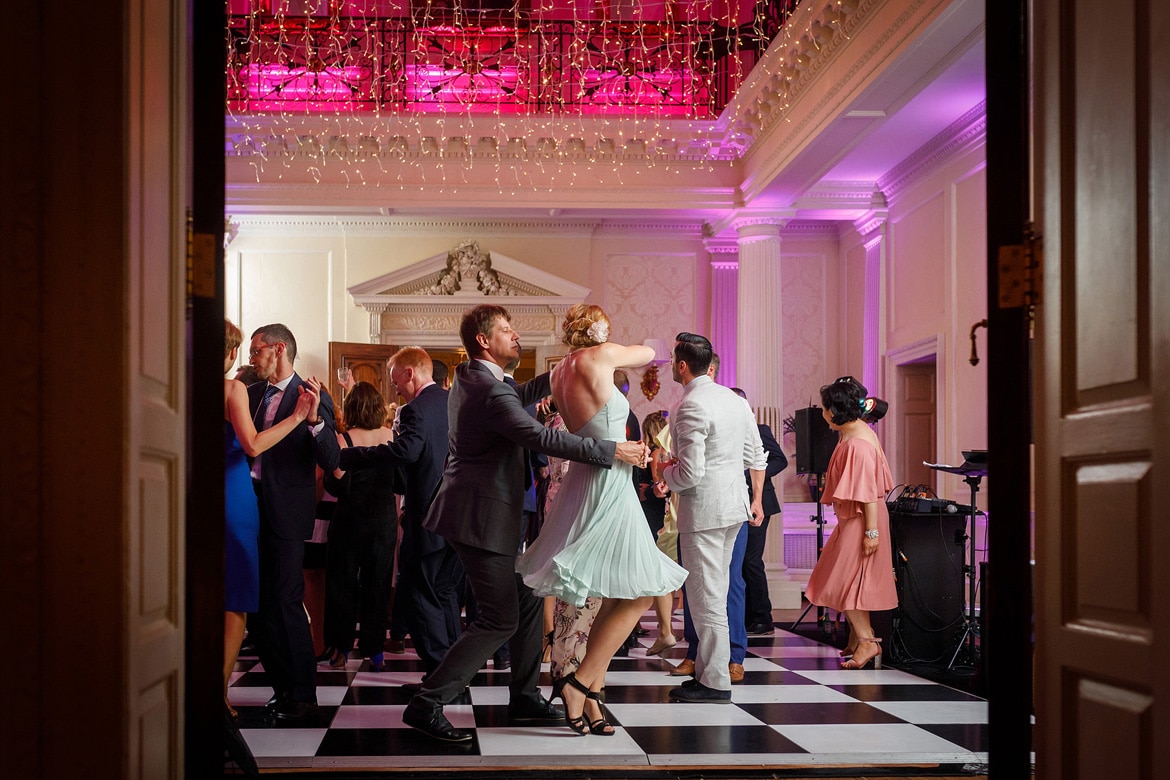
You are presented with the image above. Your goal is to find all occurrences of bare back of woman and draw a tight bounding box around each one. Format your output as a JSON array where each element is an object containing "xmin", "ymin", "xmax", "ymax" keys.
[{"xmin": 550, "ymin": 342, "xmax": 655, "ymax": 434}]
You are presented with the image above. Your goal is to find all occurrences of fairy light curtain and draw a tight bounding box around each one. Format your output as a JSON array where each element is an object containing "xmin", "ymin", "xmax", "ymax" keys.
[{"xmin": 226, "ymin": 0, "xmax": 796, "ymax": 118}]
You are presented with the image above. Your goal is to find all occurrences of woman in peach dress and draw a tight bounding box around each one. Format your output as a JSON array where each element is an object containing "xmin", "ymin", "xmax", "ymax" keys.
[{"xmin": 804, "ymin": 376, "xmax": 897, "ymax": 669}]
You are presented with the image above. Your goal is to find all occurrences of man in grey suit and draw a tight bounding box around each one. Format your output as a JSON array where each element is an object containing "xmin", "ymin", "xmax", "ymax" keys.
[
  {"xmin": 401, "ymin": 304, "xmax": 647, "ymax": 743},
  {"xmin": 656, "ymin": 332, "xmax": 766, "ymax": 702}
]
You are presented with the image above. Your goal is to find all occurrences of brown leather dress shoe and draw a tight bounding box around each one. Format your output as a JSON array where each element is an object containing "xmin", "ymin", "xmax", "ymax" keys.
[
  {"xmin": 670, "ymin": 658, "xmax": 696, "ymax": 676},
  {"xmin": 729, "ymin": 662, "xmax": 744, "ymax": 683}
]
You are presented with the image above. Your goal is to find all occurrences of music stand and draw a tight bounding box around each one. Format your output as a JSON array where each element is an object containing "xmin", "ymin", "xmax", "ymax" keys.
[{"xmin": 927, "ymin": 450, "xmax": 988, "ymax": 670}]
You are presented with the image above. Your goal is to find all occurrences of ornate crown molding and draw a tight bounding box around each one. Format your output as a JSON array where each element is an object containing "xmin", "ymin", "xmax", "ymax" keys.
[
  {"xmin": 347, "ymin": 241, "xmax": 592, "ymax": 344},
  {"xmin": 878, "ymin": 101, "xmax": 988, "ymax": 202}
]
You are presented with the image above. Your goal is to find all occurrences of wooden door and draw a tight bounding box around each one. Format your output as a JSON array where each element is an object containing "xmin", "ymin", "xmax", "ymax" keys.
[
  {"xmin": 329, "ymin": 341, "xmax": 398, "ymax": 405},
  {"xmin": 897, "ymin": 361, "xmax": 937, "ymax": 491},
  {"xmin": 1033, "ymin": 0, "xmax": 1169, "ymax": 776}
]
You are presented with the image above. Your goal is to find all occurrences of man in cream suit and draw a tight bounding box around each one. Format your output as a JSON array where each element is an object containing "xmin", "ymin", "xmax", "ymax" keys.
[{"xmin": 656, "ymin": 332, "xmax": 766, "ymax": 702}]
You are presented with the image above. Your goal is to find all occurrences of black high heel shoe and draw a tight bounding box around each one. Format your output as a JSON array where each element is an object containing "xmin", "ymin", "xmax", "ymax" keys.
[
  {"xmin": 586, "ymin": 689, "xmax": 615, "ymax": 737},
  {"xmin": 551, "ymin": 672, "xmax": 590, "ymax": 735}
]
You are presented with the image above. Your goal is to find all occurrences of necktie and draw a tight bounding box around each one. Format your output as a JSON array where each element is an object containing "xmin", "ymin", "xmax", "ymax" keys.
[{"xmin": 257, "ymin": 384, "xmax": 280, "ymax": 429}]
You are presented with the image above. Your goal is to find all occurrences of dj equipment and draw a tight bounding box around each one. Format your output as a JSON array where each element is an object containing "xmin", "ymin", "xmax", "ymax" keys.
[
  {"xmin": 888, "ymin": 509, "xmax": 966, "ymax": 663},
  {"xmin": 888, "ymin": 496, "xmax": 974, "ymax": 516},
  {"xmin": 794, "ymin": 406, "xmax": 836, "ymax": 475}
]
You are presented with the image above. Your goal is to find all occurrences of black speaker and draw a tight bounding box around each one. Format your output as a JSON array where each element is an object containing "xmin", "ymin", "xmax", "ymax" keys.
[
  {"xmin": 888, "ymin": 511, "xmax": 966, "ymax": 663},
  {"xmin": 794, "ymin": 406, "xmax": 837, "ymax": 474}
]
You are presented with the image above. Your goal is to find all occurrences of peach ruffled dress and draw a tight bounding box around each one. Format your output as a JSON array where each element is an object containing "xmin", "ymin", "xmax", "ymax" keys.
[{"xmin": 805, "ymin": 437, "xmax": 898, "ymax": 612}]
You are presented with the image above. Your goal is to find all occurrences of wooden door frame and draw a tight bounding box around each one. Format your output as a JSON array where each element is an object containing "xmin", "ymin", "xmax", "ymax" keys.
[
  {"xmin": 886, "ymin": 334, "xmax": 946, "ymax": 490},
  {"xmin": 985, "ymin": 0, "xmax": 1033, "ymax": 772}
]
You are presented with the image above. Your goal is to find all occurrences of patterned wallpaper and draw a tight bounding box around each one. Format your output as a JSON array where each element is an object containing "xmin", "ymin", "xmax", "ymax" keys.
[{"xmin": 605, "ymin": 253, "xmax": 696, "ymax": 427}]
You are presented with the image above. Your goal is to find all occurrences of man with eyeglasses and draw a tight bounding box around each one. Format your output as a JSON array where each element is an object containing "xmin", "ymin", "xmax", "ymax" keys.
[{"xmin": 246, "ymin": 323, "xmax": 340, "ymax": 721}]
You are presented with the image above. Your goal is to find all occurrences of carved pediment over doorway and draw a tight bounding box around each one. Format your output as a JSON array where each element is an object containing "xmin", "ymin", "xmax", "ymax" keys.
[{"xmin": 347, "ymin": 240, "xmax": 591, "ymax": 353}]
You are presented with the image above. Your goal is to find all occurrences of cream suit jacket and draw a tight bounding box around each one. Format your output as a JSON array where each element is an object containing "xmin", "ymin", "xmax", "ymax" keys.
[{"xmin": 663, "ymin": 375, "xmax": 767, "ymax": 533}]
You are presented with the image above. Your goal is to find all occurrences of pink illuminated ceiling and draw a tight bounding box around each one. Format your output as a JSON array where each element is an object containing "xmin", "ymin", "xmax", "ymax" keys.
[
  {"xmin": 226, "ymin": 0, "xmax": 988, "ymax": 222},
  {"xmin": 227, "ymin": 0, "xmax": 795, "ymax": 118}
]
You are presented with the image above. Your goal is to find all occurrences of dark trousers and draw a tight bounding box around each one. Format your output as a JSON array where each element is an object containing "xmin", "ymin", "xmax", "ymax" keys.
[
  {"xmin": 743, "ymin": 514, "xmax": 775, "ymax": 626},
  {"xmin": 251, "ymin": 511, "xmax": 317, "ymax": 703},
  {"xmin": 411, "ymin": 540, "xmax": 543, "ymax": 711},
  {"xmin": 398, "ymin": 544, "xmax": 465, "ymax": 673},
  {"xmin": 323, "ymin": 513, "xmax": 396, "ymax": 658}
]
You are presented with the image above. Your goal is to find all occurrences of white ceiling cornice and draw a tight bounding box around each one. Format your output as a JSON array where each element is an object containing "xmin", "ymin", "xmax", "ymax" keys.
[
  {"xmin": 737, "ymin": 0, "xmax": 952, "ymax": 203},
  {"xmin": 878, "ymin": 101, "xmax": 987, "ymax": 203},
  {"xmin": 228, "ymin": 214, "xmax": 708, "ymax": 238}
]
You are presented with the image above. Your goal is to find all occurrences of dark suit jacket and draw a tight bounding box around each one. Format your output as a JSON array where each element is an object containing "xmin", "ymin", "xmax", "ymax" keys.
[
  {"xmin": 247, "ymin": 373, "xmax": 340, "ymax": 541},
  {"xmin": 746, "ymin": 423, "xmax": 787, "ymax": 517},
  {"xmin": 424, "ymin": 360, "xmax": 616, "ymax": 556},
  {"xmin": 338, "ymin": 382, "xmax": 450, "ymax": 558}
]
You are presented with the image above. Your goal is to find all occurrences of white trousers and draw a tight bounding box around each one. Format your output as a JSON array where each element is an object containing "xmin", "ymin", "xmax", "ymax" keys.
[{"xmin": 679, "ymin": 524, "xmax": 740, "ymax": 691}]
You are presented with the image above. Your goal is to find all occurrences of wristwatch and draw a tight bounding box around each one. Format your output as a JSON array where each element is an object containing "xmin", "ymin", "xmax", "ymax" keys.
[{"xmin": 864, "ymin": 529, "xmax": 879, "ymax": 539}]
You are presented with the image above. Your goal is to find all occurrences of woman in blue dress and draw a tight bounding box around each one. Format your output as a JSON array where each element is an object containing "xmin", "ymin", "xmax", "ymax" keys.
[
  {"xmin": 518, "ymin": 304, "xmax": 687, "ymax": 735},
  {"xmin": 222, "ymin": 319, "xmax": 317, "ymax": 717}
]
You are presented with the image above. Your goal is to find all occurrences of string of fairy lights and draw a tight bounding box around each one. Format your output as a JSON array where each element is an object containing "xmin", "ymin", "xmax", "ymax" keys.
[{"xmin": 224, "ymin": 0, "xmax": 862, "ymax": 193}]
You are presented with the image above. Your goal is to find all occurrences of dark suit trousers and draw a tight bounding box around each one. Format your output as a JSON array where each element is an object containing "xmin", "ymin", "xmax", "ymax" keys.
[
  {"xmin": 398, "ymin": 545, "xmax": 464, "ymax": 673},
  {"xmin": 412, "ymin": 540, "xmax": 542, "ymax": 711},
  {"xmin": 743, "ymin": 514, "xmax": 775, "ymax": 626},
  {"xmin": 323, "ymin": 515, "xmax": 396, "ymax": 658},
  {"xmin": 251, "ymin": 508, "xmax": 317, "ymax": 703}
]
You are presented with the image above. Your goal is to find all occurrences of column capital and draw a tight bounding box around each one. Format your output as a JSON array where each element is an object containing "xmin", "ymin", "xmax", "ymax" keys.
[
  {"xmin": 854, "ymin": 210, "xmax": 888, "ymax": 243},
  {"xmin": 363, "ymin": 302, "xmax": 389, "ymax": 343},
  {"xmin": 734, "ymin": 218, "xmax": 787, "ymax": 241},
  {"xmin": 704, "ymin": 235, "xmax": 740, "ymax": 255}
]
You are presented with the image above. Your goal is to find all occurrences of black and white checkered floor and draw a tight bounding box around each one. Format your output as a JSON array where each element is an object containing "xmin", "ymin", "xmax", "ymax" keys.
[{"xmin": 229, "ymin": 614, "xmax": 990, "ymax": 773}]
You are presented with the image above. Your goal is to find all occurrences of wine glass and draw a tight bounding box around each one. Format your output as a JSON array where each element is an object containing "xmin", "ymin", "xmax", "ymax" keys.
[{"xmin": 336, "ymin": 366, "xmax": 351, "ymax": 384}]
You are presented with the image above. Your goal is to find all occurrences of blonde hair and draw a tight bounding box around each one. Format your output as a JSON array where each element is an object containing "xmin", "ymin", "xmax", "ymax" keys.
[
  {"xmin": 642, "ymin": 410, "xmax": 668, "ymax": 447},
  {"xmin": 225, "ymin": 319, "xmax": 242, "ymax": 359},
  {"xmin": 561, "ymin": 303, "xmax": 611, "ymax": 349}
]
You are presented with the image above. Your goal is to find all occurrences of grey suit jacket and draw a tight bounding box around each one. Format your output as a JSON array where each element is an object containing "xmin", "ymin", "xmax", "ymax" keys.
[
  {"xmin": 663, "ymin": 375, "xmax": 767, "ymax": 533},
  {"xmin": 423, "ymin": 360, "xmax": 617, "ymax": 556}
]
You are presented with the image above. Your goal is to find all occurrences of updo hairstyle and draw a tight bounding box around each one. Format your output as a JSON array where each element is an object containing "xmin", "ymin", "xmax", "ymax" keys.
[
  {"xmin": 561, "ymin": 303, "xmax": 611, "ymax": 349},
  {"xmin": 820, "ymin": 376, "xmax": 868, "ymax": 426}
]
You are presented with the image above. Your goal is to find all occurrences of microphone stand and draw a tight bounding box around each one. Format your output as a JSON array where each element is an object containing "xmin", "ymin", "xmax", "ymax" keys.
[
  {"xmin": 789, "ymin": 473, "xmax": 829, "ymax": 632},
  {"xmin": 927, "ymin": 456, "xmax": 988, "ymax": 671}
]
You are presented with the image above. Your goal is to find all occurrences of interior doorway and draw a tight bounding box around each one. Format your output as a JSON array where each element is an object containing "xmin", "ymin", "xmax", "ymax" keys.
[{"xmin": 896, "ymin": 359, "xmax": 937, "ymax": 491}]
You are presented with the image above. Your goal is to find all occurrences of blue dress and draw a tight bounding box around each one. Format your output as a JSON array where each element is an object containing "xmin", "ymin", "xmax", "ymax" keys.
[
  {"xmin": 224, "ymin": 421, "xmax": 260, "ymax": 613},
  {"xmin": 518, "ymin": 389, "xmax": 688, "ymax": 607}
]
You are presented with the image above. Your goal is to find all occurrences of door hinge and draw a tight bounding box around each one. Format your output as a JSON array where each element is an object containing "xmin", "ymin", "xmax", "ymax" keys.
[{"xmin": 997, "ymin": 223, "xmax": 1042, "ymax": 309}]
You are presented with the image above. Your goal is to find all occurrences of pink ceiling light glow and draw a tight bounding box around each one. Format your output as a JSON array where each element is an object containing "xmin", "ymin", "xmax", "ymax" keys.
[{"xmin": 227, "ymin": 0, "xmax": 796, "ymax": 117}]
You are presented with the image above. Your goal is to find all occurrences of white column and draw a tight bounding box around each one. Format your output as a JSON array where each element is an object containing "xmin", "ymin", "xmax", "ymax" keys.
[
  {"xmin": 855, "ymin": 213, "xmax": 887, "ymax": 393},
  {"xmin": 734, "ymin": 218, "xmax": 801, "ymax": 608},
  {"xmin": 706, "ymin": 239, "xmax": 740, "ymax": 384},
  {"xmin": 734, "ymin": 219, "xmax": 785, "ymax": 427}
]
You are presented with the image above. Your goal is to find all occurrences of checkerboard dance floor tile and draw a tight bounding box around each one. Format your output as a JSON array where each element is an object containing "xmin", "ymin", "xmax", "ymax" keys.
[{"xmin": 229, "ymin": 617, "xmax": 989, "ymax": 773}]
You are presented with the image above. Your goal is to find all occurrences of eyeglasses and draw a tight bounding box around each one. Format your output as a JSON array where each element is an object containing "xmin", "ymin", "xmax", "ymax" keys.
[{"xmin": 249, "ymin": 342, "xmax": 279, "ymax": 358}]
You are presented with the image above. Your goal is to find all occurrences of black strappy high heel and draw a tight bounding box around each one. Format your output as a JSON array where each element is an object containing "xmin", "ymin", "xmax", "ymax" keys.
[
  {"xmin": 551, "ymin": 672, "xmax": 590, "ymax": 735},
  {"xmin": 586, "ymin": 688, "xmax": 615, "ymax": 736}
]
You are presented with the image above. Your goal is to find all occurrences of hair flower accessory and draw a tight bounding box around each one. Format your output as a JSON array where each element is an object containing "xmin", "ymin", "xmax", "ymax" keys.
[{"xmin": 587, "ymin": 321, "xmax": 609, "ymax": 344}]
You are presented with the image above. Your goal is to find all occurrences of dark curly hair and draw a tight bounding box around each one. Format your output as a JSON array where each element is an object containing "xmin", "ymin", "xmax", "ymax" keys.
[{"xmin": 820, "ymin": 376, "xmax": 869, "ymax": 426}]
